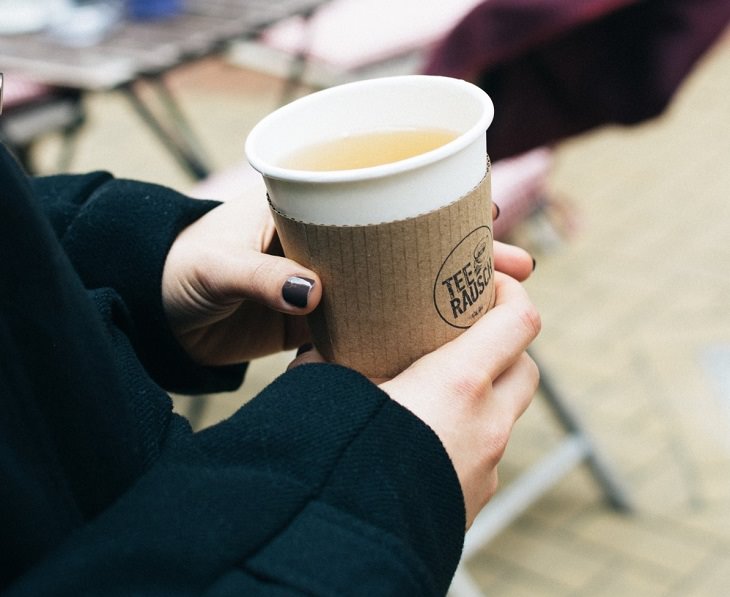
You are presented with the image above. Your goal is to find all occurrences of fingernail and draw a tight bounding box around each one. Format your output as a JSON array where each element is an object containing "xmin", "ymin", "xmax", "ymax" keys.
[
  {"xmin": 296, "ymin": 343, "xmax": 313, "ymax": 356},
  {"xmin": 493, "ymin": 202, "xmax": 501, "ymax": 220},
  {"xmin": 532, "ymin": 257, "xmax": 537, "ymax": 271},
  {"xmin": 282, "ymin": 276, "xmax": 315, "ymax": 308}
]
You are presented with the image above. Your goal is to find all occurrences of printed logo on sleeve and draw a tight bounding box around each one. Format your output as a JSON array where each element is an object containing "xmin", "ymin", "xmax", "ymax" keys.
[{"xmin": 433, "ymin": 226, "xmax": 494, "ymax": 328}]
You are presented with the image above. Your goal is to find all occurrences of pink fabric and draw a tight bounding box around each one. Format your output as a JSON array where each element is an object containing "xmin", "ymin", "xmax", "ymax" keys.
[
  {"xmin": 492, "ymin": 148, "xmax": 551, "ymax": 240},
  {"xmin": 2, "ymin": 74, "xmax": 54, "ymax": 109},
  {"xmin": 259, "ymin": 0, "xmax": 485, "ymax": 71},
  {"xmin": 187, "ymin": 160, "xmax": 263, "ymax": 201}
]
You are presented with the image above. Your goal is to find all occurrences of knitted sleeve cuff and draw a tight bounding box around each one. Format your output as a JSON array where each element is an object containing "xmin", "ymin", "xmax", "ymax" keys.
[
  {"xmin": 60, "ymin": 177, "xmax": 245, "ymax": 393},
  {"xmin": 197, "ymin": 363, "xmax": 466, "ymax": 594}
]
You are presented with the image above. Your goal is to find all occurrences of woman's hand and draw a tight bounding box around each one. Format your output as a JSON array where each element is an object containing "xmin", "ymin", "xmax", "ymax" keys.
[
  {"xmin": 162, "ymin": 197, "xmax": 534, "ymax": 371},
  {"xmin": 162, "ymin": 195, "xmax": 322, "ymax": 366},
  {"xmin": 290, "ymin": 271, "xmax": 541, "ymax": 528},
  {"xmin": 165, "ymin": 191, "xmax": 542, "ymax": 523}
]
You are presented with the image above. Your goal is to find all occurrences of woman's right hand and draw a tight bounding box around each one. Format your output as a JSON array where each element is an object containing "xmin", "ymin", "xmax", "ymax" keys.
[
  {"xmin": 379, "ymin": 272, "xmax": 540, "ymax": 527},
  {"xmin": 291, "ymin": 271, "xmax": 541, "ymax": 528}
]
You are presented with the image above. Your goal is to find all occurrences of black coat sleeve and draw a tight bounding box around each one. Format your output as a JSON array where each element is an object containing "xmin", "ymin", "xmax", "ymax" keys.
[
  {"xmin": 7, "ymin": 364, "xmax": 465, "ymax": 597},
  {"xmin": 29, "ymin": 170, "xmax": 245, "ymax": 394}
]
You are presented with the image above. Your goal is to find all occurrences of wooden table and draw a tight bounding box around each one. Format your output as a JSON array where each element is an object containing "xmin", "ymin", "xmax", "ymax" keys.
[{"xmin": 0, "ymin": 0, "xmax": 328, "ymax": 178}]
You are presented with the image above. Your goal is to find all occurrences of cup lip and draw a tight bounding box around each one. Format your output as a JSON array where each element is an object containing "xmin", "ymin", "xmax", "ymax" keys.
[{"xmin": 244, "ymin": 75, "xmax": 494, "ymax": 184}]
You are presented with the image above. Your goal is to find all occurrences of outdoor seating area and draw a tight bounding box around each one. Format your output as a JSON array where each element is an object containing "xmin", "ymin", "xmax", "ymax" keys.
[
  {"xmin": 74, "ymin": 35, "xmax": 729, "ymax": 594},
  {"xmin": 5, "ymin": 0, "xmax": 730, "ymax": 594}
]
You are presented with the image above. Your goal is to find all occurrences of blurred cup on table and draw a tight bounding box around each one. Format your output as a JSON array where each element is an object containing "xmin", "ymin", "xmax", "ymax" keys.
[
  {"xmin": 127, "ymin": 0, "xmax": 181, "ymax": 20},
  {"xmin": 246, "ymin": 75, "xmax": 496, "ymax": 379}
]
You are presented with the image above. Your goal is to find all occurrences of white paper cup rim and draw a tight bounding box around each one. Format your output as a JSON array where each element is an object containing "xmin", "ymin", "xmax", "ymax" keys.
[{"xmin": 245, "ymin": 75, "xmax": 494, "ymax": 184}]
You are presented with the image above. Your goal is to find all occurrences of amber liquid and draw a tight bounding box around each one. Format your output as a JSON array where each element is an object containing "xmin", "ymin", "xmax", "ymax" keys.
[{"xmin": 281, "ymin": 128, "xmax": 459, "ymax": 171}]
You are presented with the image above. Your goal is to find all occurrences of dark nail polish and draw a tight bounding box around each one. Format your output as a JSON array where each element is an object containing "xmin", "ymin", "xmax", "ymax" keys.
[
  {"xmin": 531, "ymin": 257, "xmax": 537, "ymax": 271},
  {"xmin": 296, "ymin": 343, "xmax": 313, "ymax": 356},
  {"xmin": 283, "ymin": 276, "xmax": 315, "ymax": 308},
  {"xmin": 493, "ymin": 202, "xmax": 501, "ymax": 220}
]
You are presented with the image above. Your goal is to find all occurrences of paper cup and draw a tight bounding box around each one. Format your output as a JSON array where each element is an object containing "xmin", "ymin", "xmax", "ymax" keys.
[{"xmin": 245, "ymin": 75, "xmax": 496, "ymax": 378}]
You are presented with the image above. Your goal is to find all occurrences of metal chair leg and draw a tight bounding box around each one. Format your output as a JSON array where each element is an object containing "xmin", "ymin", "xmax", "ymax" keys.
[
  {"xmin": 120, "ymin": 79, "xmax": 211, "ymax": 180},
  {"xmin": 448, "ymin": 353, "xmax": 631, "ymax": 597},
  {"xmin": 533, "ymin": 352, "xmax": 632, "ymax": 512}
]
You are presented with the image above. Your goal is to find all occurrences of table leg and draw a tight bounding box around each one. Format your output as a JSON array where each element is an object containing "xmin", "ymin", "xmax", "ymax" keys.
[
  {"xmin": 534, "ymin": 352, "xmax": 632, "ymax": 513},
  {"xmin": 120, "ymin": 78, "xmax": 211, "ymax": 180}
]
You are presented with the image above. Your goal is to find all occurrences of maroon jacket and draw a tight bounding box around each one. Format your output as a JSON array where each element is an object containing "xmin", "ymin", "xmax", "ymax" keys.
[{"xmin": 424, "ymin": 0, "xmax": 730, "ymax": 159}]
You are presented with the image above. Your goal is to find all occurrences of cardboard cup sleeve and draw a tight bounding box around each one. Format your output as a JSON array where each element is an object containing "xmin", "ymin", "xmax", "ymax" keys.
[{"xmin": 271, "ymin": 162, "xmax": 495, "ymax": 379}]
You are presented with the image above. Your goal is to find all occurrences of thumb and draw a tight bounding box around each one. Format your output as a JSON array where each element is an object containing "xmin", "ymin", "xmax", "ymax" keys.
[{"xmin": 218, "ymin": 251, "xmax": 322, "ymax": 315}]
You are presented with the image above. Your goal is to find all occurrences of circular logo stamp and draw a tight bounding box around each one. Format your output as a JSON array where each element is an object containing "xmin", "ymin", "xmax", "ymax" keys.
[{"xmin": 433, "ymin": 226, "xmax": 494, "ymax": 328}]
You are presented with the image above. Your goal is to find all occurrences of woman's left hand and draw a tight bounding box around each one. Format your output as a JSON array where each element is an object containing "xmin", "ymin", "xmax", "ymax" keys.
[{"xmin": 162, "ymin": 194, "xmax": 322, "ymax": 366}]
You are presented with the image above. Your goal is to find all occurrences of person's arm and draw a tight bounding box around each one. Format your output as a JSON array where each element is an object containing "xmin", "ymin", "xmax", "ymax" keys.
[
  {"xmin": 7, "ymin": 364, "xmax": 464, "ymax": 597},
  {"xmin": 4, "ymin": 145, "xmax": 538, "ymax": 594},
  {"xmin": 8, "ymin": 274, "xmax": 538, "ymax": 597},
  {"xmin": 293, "ymin": 272, "xmax": 541, "ymax": 528},
  {"xmin": 29, "ymin": 172, "xmax": 244, "ymax": 394},
  {"xmin": 5, "ymin": 146, "xmax": 462, "ymax": 594}
]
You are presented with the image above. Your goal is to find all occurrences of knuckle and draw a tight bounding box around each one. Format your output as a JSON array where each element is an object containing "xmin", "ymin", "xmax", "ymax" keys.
[
  {"xmin": 420, "ymin": 349, "xmax": 490, "ymax": 402},
  {"xmin": 484, "ymin": 470, "xmax": 500, "ymax": 500},
  {"xmin": 249, "ymin": 259, "xmax": 270, "ymax": 289},
  {"xmin": 524, "ymin": 354, "xmax": 541, "ymax": 391},
  {"xmin": 187, "ymin": 250, "xmax": 224, "ymax": 299},
  {"xmin": 510, "ymin": 354, "xmax": 540, "ymax": 417},
  {"xmin": 482, "ymin": 419, "xmax": 511, "ymax": 468},
  {"xmin": 249, "ymin": 259, "xmax": 281, "ymax": 302},
  {"xmin": 450, "ymin": 370, "xmax": 490, "ymax": 403},
  {"xmin": 517, "ymin": 301, "xmax": 542, "ymax": 339}
]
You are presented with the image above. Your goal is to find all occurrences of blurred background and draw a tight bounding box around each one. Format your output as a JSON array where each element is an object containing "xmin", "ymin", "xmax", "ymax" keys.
[{"xmin": 3, "ymin": 1, "xmax": 730, "ymax": 595}]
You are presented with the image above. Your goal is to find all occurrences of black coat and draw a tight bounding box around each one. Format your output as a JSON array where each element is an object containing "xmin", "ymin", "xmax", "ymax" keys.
[{"xmin": 0, "ymin": 145, "xmax": 464, "ymax": 596}]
